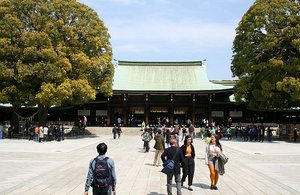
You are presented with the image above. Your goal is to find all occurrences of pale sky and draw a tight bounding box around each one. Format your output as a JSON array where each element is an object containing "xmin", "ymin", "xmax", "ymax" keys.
[{"xmin": 78, "ymin": 0, "xmax": 256, "ymax": 80}]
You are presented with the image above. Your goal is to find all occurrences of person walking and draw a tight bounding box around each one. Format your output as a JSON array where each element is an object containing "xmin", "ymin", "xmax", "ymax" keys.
[
  {"xmin": 117, "ymin": 125, "xmax": 122, "ymax": 139},
  {"xmin": 294, "ymin": 128, "xmax": 298, "ymax": 143},
  {"xmin": 181, "ymin": 125, "xmax": 187, "ymax": 141},
  {"xmin": 199, "ymin": 126, "xmax": 205, "ymax": 140},
  {"xmin": 144, "ymin": 129, "xmax": 151, "ymax": 152},
  {"xmin": 84, "ymin": 143, "xmax": 116, "ymax": 195},
  {"xmin": 165, "ymin": 128, "xmax": 171, "ymax": 148},
  {"xmin": 171, "ymin": 128, "xmax": 180, "ymax": 147},
  {"xmin": 226, "ymin": 126, "xmax": 232, "ymax": 140},
  {"xmin": 153, "ymin": 129, "xmax": 165, "ymax": 166},
  {"xmin": 188, "ymin": 124, "xmax": 195, "ymax": 139},
  {"xmin": 161, "ymin": 137, "xmax": 185, "ymax": 195},
  {"xmin": 180, "ymin": 135, "xmax": 195, "ymax": 191},
  {"xmin": 112, "ymin": 124, "xmax": 117, "ymax": 139},
  {"xmin": 141, "ymin": 121, "xmax": 146, "ymax": 131},
  {"xmin": 205, "ymin": 134, "xmax": 222, "ymax": 190}
]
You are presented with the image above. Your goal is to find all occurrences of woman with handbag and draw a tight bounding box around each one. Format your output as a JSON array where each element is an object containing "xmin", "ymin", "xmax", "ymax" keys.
[
  {"xmin": 180, "ymin": 135, "xmax": 195, "ymax": 191},
  {"xmin": 205, "ymin": 134, "xmax": 222, "ymax": 190}
]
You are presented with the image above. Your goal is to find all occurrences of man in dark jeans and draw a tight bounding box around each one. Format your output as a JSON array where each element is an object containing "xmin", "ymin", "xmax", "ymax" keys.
[
  {"xmin": 161, "ymin": 136, "xmax": 185, "ymax": 195},
  {"xmin": 84, "ymin": 143, "xmax": 116, "ymax": 195}
]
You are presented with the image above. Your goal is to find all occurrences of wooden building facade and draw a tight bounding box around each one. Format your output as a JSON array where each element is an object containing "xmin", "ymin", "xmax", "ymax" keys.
[{"xmin": 80, "ymin": 60, "xmax": 240, "ymax": 126}]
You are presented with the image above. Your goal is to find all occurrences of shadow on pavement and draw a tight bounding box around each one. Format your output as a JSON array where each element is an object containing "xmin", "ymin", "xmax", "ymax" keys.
[
  {"xmin": 147, "ymin": 192, "xmax": 164, "ymax": 195},
  {"xmin": 194, "ymin": 182, "xmax": 211, "ymax": 189}
]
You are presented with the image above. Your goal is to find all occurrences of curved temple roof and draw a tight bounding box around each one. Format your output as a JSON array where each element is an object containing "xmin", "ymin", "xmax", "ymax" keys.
[{"xmin": 113, "ymin": 60, "xmax": 233, "ymax": 92}]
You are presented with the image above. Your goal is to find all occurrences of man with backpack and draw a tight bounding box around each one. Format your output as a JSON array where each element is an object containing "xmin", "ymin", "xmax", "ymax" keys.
[
  {"xmin": 161, "ymin": 136, "xmax": 185, "ymax": 195},
  {"xmin": 84, "ymin": 143, "xmax": 116, "ymax": 195}
]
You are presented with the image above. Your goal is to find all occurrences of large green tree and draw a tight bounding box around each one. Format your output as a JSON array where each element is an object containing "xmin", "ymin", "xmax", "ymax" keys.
[
  {"xmin": 0, "ymin": 0, "xmax": 114, "ymax": 129},
  {"xmin": 231, "ymin": 0, "xmax": 300, "ymax": 109}
]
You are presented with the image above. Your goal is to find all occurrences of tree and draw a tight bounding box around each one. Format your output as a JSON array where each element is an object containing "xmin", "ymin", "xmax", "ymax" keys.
[
  {"xmin": 231, "ymin": 0, "xmax": 300, "ymax": 109},
  {"xmin": 0, "ymin": 0, "xmax": 114, "ymax": 129}
]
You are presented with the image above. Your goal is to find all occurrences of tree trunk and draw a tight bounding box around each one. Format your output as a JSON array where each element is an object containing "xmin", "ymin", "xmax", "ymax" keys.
[
  {"xmin": 38, "ymin": 104, "xmax": 49, "ymax": 126},
  {"xmin": 12, "ymin": 105, "xmax": 20, "ymax": 134}
]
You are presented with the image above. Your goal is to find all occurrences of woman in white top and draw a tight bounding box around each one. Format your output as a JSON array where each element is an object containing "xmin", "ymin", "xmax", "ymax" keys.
[{"xmin": 205, "ymin": 134, "xmax": 222, "ymax": 190}]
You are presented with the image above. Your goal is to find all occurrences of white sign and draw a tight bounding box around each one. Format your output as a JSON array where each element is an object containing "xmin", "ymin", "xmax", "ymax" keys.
[
  {"xmin": 211, "ymin": 111, "xmax": 224, "ymax": 117},
  {"xmin": 230, "ymin": 111, "xmax": 243, "ymax": 118},
  {"xmin": 96, "ymin": 110, "xmax": 107, "ymax": 116},
  {"xmin": 78, "ymin": 110, "xmax": 90, "ymax": 116}
]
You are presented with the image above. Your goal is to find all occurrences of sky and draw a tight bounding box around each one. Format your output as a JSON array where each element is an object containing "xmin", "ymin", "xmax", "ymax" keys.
[{"xmin": 78, "ymin": 0, "xmax": 256, "ymax": 80}]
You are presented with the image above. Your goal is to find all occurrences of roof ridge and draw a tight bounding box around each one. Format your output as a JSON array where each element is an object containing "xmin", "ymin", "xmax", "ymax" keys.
[{"xmin": 118, "ymin": 60, "xmax": 203, "ymax": 66}]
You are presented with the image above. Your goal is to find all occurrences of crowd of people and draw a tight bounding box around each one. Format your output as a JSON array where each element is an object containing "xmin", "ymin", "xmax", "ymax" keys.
[
  {"xmin": 135, "ymin": 118, "xmax": 289, "ymax": 195},
  {"xmin": 1, "ymin": 117, "xmax": 298, "ymax": 195},
  {"xmin": 83, "ymin": 121, "xmax": 228, "ymax": 195},
  {"xmin": 26, "ymin": 123, "xmax": 65, "ymax": 142},
  {"xmin": 137, "ymin": 122, "xmax": 228, "ymax": 195}
]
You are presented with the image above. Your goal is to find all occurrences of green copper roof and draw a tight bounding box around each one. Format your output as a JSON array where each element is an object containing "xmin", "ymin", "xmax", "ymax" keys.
[{"xmin": 113, "ymin": 60, "xmax": 233, "ymax": 92}]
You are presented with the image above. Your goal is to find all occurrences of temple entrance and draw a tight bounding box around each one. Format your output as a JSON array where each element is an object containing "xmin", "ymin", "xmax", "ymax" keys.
[
  {"xmin": 149, "ymin": 107, "xmax": 169, "ymax": 126},
  {"xmin": 128, "ymin": 107, "xmax": 144, "ymax": 127},
  {"xmin": 174, "ymin": 107, "xmax": 190, "ymax": 126},
  {"xmin": 113, "ymin": 107, "xmax": 123, "ymax": 125},
  {"xmin": 195, "ymin": 108, "xmax": 207, "ymax": 127}
]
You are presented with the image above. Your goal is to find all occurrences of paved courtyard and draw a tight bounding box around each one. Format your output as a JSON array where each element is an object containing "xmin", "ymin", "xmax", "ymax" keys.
[{"xmin": 0, "ymin": 132, "xmax": 300, "ymax": 195}]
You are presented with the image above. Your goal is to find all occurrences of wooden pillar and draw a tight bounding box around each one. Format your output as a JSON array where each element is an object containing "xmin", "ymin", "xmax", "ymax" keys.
[
  {"xmin": 169, "ymin": 105, "xmax": 174, "ymax": 126},
  {"xmin": 224, "ymin": 106, "xmax": 230, "ymax": 121},
  {"xmin": 170, "ymin": 94, "xmax": 174, "ymax": 126},
  {"xmin": 123, "ymin": 94, "xmax": 128, "ymax": 126},
  {"xmin": 192, "ymin": 104, "xmax": 196, "ymax": 125},
  {"xmin": 208, "ymin": 94, "xmax": 214, "ymax": 122},
  {"xmin": 145, "ymin": 103, "xmax": 149, "ymax": 125},
  {"xmin": 90, "ymin": 108, "xmax": 96, "ymax": 126},
  {"xmin": 107, "ymin": 97, "xmax": 111, "ymax": 126},
  {"xmin": 192, "ymin": 94, "xmax": 196, "ymax": 125},
  {"xmin": 123, "ymin": 106, "xmax": 127, "ymax": 126},
  {"xmin": 145, "ymin": 94, "xmax": 149, "ymax": 125}
]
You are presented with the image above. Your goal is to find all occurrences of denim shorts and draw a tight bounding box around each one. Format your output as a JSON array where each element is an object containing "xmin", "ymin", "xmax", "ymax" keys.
[{"xmin": 208, "ymin": 156, "xmax": 216, "ymax": 165}]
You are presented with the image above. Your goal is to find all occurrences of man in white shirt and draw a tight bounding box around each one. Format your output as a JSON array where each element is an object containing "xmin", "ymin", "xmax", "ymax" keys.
[{"xmin": 43, "ymin": 126, "xmax": 48, "ymax": 141}]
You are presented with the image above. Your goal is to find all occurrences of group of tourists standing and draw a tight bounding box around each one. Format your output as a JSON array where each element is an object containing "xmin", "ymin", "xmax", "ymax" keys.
[{"xmin": 27, "ymin": 124, "xmax": 65, "ymax": 142}]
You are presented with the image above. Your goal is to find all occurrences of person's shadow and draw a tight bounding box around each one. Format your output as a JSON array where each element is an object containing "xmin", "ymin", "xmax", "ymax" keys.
[
  {"xmin": 147, "ymin": 183, "xmax": 211, "ymax": 194},
  {"xmin": 194, "ymin": 182, "xmax": 211, "ymax": 189}
]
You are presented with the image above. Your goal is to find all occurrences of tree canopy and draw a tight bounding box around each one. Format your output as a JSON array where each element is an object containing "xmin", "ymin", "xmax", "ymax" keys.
[
  {"xmin": 231, "ymin": 0, "xmax": 300, "ymax": 109},
  {"xmin": 0, "ymin": 0, "xmax": 114, "ymax": 125}
]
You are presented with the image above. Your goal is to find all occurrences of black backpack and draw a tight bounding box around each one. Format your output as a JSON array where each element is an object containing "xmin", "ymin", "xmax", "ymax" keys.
[{"xmin": 93, "ymin": 157, "xmax": 111, "ymax": 189}]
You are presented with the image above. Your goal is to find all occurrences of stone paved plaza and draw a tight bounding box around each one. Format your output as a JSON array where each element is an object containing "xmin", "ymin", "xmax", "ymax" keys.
[{"xmin": 0, "ymin": 129, "xmax": 300, "ymax": 195}]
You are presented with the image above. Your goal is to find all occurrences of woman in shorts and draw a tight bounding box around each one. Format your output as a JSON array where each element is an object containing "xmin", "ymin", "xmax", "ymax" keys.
[{"xmin": 205, "ymin": 134, "xmax": 222, "ymax": 190}]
